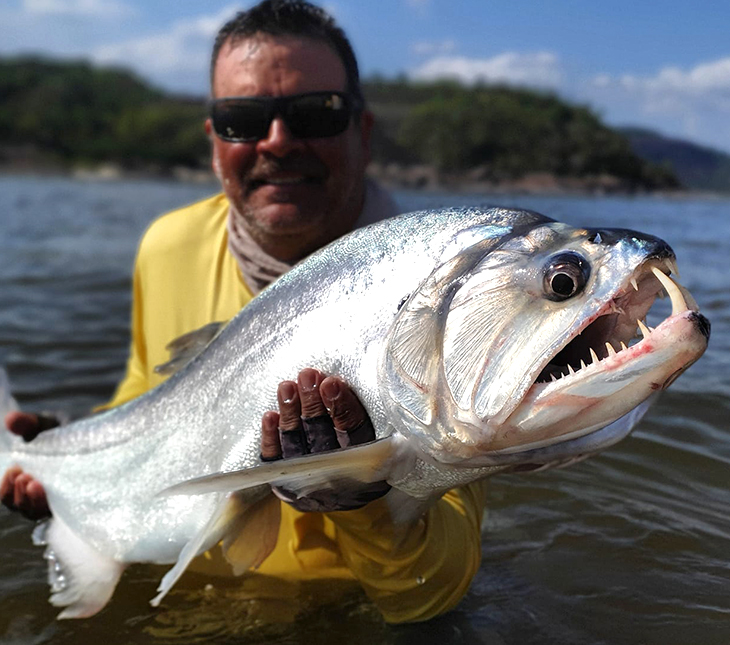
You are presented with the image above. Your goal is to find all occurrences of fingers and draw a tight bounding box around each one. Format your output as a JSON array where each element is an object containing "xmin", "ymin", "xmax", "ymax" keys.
[
  {"xmin": 0, "ymin": 466, "xmax": 22, "ymax": 508},
  {"xmin": 298, "ymin": 369, "xmax": 339, "ymax": 453},
  {"xmin": 320, "ymin": 376, "xmax": 375, "ymax": 448},
  {"xmin": 5, "ymin": 412, "xmax": 41, "ymax": 440},
  {"xmin": 259, "ymin": 368, "xmax": 374, "ymax": 460},
  {"xmin": 260, "ymin": 411, "xmax": 282, "ymax": 461},
  {"xmin": 297, "ymin": 368, "xmax": 328, "ymax": 418},
  {"xmin": 1, "ymin": 466, "xmax": 51, "ymax": 520},
  {"xmin": 4, "ymin": 411, "xmax": 59, "ymax": 442},
  {"xmin": 275, "ymin": 379, "xmax": 307, "ymax": 458},
  {"xmin": 18, "ymin": 476, "xmax": 50, "ymax": 519},
  {"xmin": 2, "ymin": 413, "xmax": 55, "ymax": 519},
  {"xmin": 259, "ymin": 369, "xmax": 388, "ymax": 512}
]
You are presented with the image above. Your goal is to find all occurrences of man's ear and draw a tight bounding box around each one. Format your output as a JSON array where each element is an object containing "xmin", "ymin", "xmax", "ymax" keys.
[{"xmin": 205, "ymin": 119, "xmax": 220, "ymax": 177}]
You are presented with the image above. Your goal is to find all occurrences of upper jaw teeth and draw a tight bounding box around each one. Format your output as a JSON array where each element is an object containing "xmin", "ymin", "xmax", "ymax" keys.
[{"xmin": 650, "ymin": 265, "xmax": 697, "ymax": 315}]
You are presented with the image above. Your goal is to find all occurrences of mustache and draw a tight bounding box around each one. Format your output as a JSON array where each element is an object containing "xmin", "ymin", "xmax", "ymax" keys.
[{"xmin": 248, "ymin": 155, "xmax": 329, "ymax": 184}]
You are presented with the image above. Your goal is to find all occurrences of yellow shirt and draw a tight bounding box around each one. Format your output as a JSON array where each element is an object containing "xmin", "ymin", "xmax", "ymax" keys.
[{"xmin": 104, "ymin": 193, "xmax": 488, "ymax": 623}]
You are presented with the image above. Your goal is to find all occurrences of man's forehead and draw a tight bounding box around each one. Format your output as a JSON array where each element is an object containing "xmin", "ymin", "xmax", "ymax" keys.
[{"xmin": 212, "ymin": 33, "xmax": 347, "ymax": 97}]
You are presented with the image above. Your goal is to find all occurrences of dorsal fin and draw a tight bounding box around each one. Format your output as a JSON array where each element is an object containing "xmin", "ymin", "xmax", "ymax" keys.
[{"xmin": 154, "ymin": 321, "xmax": 226, "ymax": 376}]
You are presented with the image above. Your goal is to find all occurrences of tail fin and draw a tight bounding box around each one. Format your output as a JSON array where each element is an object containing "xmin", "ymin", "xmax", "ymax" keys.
[
  {"xmin": 0, "ymin": 367, "xmax": 20, "ymax": 453},
  {"xmin": 0, "ymin": 367, "xmax": 19, "ymax": 416},
  {"xmin": 32, "ymin": 516, "xmax": 125, "ymax": 619}
]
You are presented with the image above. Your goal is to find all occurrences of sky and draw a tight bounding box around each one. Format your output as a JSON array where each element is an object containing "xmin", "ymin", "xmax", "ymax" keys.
[{"xmin": 2, "ymin": 0, "xmax": 730, "ymax": 154}]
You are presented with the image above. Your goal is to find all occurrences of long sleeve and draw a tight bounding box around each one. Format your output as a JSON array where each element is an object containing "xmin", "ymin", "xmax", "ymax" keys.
[{"xmin": 329, "ymin": 480, "xmax": 488, "ymax": 623}]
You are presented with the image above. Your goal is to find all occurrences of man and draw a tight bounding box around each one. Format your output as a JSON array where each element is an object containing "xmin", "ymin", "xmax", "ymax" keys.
[{"xmin": 1, "ymin": 0, "xmax": 486, "ymax": 623}]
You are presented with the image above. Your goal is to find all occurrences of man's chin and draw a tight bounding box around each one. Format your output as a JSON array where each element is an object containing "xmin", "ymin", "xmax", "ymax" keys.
[{"xmin": 251, "ymin": 202, "xmax": 325, "ymax": 234}]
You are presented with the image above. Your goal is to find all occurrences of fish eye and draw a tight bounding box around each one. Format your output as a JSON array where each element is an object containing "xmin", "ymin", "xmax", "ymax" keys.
[{"xmin": 543, "ymin": 252, "xmax": 590, "ymax": 301}]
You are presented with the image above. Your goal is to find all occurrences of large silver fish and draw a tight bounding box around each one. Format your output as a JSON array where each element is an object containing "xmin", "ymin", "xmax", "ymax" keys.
[{"xmin": 0, "ymin": 207, "xmax": 709, "ymax": 619}]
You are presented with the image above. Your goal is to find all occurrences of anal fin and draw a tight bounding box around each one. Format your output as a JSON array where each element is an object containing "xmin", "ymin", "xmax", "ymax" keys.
[
  {"xmin": 222, "ymin": 493, "xmax": 281, "ymax": 574},
  {"xmin": 151, "ymin": 487, "xmax": 274, "ymax": 607},
  {"xmin": 33, "ymin": 516, "xmax": 125, "ymax": 619}
]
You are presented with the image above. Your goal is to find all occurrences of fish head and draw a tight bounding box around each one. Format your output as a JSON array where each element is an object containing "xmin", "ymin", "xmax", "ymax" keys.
[{"xmin": 381, "ymin": 218, "xmax": 710, "ymax": 468}]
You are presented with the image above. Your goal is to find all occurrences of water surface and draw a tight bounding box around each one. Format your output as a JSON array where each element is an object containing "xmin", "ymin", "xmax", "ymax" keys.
[{"xmin": 0, "ymin": 176, "xmax": 728, "ymax": 644}]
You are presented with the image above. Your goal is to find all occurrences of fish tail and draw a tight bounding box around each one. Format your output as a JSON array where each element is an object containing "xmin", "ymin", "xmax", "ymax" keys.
[
  {"xmin": 32, "ymin": 516, "xmax": 125, "ymax": 619},
  {"xmin": 0, "ymin": 367, "xmax": 20, "ymax": 457}
]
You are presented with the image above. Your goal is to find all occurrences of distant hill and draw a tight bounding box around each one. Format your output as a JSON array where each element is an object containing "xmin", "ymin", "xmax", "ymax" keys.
[
  {"xmin": 0, "ymin": 56, "xmax": 208, "ymax": 171},
  {"xmin": 0, "ymin": 56, "xmax": 681, "ymax": 192},
  {"xmin": 362, "ymin": 79, "xmax": 680, "ymax": 192},
  {"xmin": 621, "ymin": 127, "xmax": 730, "ymax": 193}
]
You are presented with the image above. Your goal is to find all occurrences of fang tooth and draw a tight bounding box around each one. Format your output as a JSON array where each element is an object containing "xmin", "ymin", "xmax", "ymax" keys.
[
  {"xmin": 589, "ymin": 348, "xmax": 599, "ymax": 363},
  {"xmin": 620, "ymin": 341, "xmax": 628, "ymax": 351},
  {"xmin": 651, "ymin": 266, "xmax": 690, "ymax": 316},
  {"xmin": 637, "ymin": 319, "xmax": 651, "ymax": 337},
  {"xmin": 665, "ymin": 258, "xmax": 681, "ymax": 278},
  {"xmin": 551, "ymin": 373, "xmax": 557, "ymax": 382},
  {"xmin": 567, "ymin": 364, "xmax": 575, "ymax": 375},
  {"xmin": 580, "ymin": 359, "xmax": 587, "ymax": 370},
  {"xmin": 605, "ymin": 342, "xmax": 616, "ymax": 356},
  {"xmin": 631, "ymin": 278, "xmax": 639, "ymax": 291}
]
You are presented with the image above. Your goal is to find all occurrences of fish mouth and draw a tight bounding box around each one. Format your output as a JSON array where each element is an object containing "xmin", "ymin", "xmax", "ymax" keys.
[
  {"xmin": 484, "ymin": 256, "xmax": 709, "ymax": 458},
  {"xmin": 534, "ymin": 257, "xmax": 702, "ymax": 386}
]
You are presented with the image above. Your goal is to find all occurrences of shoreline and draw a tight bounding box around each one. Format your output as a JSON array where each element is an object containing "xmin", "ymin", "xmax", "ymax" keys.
[{"xmin": 0, "ymin": 162, "xmax": 726, "ymax": 200}]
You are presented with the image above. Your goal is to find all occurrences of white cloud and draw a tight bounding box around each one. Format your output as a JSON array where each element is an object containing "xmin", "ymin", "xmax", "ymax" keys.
[
  {"xmin": 591, "ymin": 56, "xmax": 730, "ymax": 117},
  {"xmin": 92, "ymin": 5, "xmax": 238, "ymax": 93},
  {"xmin": 23, "ymin": 0, "xmax": 133, "ymax": 16},
  {"xmin": 410, "ymin": 51, "xmax": 563, "ymax": 89},
  {"xmin": 411, "ymin": 40, "xmax": 456, "ymax": 57},
  {"xmin": 583, "ymin": 56, "xmax": 730, "ymax": 152}
]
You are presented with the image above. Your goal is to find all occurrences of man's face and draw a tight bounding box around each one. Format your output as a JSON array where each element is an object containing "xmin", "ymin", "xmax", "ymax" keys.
[{"xmin": 208, "ymin": 34, "xmax": 373, "ymax": 262}]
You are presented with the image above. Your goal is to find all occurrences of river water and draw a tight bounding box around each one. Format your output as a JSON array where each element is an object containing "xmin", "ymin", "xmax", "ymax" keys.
[{"xmin": 0, "ymin": 175, "xmax": 728, "ymax": 645}]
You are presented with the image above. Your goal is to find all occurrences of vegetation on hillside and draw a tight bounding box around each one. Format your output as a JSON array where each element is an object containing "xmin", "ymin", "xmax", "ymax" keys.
[
  {"xmin": 365, "ymin": 79, "xmax": 677, "ymax": 189},
  {"xmin": 0, "ymin": 56, "xmax": 681, "ymax": 191},
  {"xmin": 0, "ymin": 57, "xmax": 208, "ymax": 169}
]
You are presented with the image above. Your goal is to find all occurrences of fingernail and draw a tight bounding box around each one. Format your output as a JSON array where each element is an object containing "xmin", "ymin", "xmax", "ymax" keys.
[
  {"xmin": 298, "ymin": 368, "xmax": 319, "ymax": 391},
  {"xmin": 278, "ymin": 381, "xmax": 297, "ymax": 404},
  {"xmin": 320, "ymin": 378, "xmax": 341, "ymax": 405}
]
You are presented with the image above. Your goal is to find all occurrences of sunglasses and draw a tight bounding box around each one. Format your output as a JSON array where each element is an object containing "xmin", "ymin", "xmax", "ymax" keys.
[{"xmin": 208, "ymin": 91, "xmax": 359, "ymax": 142}]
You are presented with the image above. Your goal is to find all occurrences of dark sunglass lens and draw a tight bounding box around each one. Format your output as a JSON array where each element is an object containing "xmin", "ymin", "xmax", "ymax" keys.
[
  {"xmin": 212, "ymin": 101, "xmax": 270, "ymax": 141},
  {"xmin": 287, "ymin": 93, "xmax": 351, "ymax": 138}
]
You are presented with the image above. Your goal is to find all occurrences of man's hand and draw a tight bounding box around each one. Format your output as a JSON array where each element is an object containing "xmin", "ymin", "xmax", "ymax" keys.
[
  {"xmin": 0, "ymin": 412, "xmax": 55, "ymax": 519},
  {"xmin": 260, "ymin": 368, "xmax": 390, "ymax": 512}
]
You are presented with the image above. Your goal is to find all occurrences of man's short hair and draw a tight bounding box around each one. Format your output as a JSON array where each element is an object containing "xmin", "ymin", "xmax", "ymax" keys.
[{"xmin": 210, "ymin": 0, "xmax": 364, "ymax": 111}]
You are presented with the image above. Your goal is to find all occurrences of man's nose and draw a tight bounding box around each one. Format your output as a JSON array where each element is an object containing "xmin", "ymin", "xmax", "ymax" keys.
[{"xmin": 256, "ymin": 116, "xmax": 304, "ymax": 156}]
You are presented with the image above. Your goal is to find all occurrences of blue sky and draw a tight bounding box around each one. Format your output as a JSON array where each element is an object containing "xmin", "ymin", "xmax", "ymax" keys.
[{"xmin": 2, "ymin": 0, "xmax": 730, "ymax": 154}]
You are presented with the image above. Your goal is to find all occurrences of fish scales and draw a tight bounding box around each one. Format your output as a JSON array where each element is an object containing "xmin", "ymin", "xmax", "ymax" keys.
[{"xmin": 0, "ymin": 206, "xmax": 709, "ymax": 618}]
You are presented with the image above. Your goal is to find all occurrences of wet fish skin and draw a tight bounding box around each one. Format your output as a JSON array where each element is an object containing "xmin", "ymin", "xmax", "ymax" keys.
[{"xmin": 0, "ymin": 206, "xmax": 709, "ymax": 618}]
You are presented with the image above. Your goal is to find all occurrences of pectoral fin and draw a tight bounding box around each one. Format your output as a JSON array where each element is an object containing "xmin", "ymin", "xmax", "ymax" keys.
[{"xmin": 159, "ymin": 436, "xmax": 405, "ymax": 499}]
